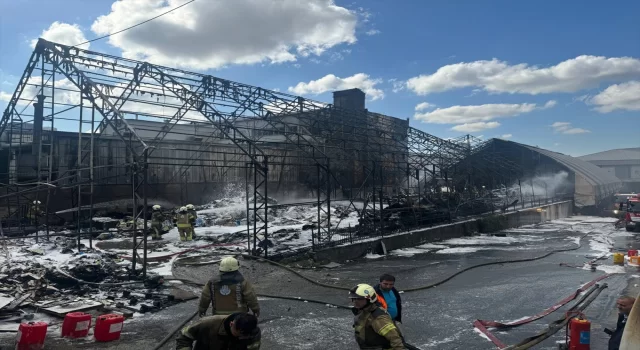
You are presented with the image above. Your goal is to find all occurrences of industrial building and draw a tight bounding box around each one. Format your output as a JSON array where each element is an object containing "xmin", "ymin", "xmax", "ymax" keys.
[{"xmin": 579, "ymin": 147, "xmax": 640, "ymax": 192}]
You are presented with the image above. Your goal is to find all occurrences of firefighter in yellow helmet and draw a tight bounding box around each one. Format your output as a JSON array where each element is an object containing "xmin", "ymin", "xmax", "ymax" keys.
[
  {"xmin": 186, "ymin": 204, "xmax": 197, "ymax": 239},
  {"xmin": 175, "ymin": 206, "xmax": 194, "ymax": 241},
  {"xmin": 349, "ymin": 283, "xmax": 405, "ymax": 350},
  {"xmin": 198, "ymin": 256, "xmax": 260, "ymax": 318}
]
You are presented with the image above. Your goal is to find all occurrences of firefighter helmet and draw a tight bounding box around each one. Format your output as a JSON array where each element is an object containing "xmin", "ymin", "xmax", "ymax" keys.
[
  {"xmin": 349, "ymin": 283, "xmax": 377, "ymax": 303},
  {"xmin": 179, "ymin": 206, "xmax": 187, "ymax": 213},
  {"xmin": 219, "ymin": 256, "xmax": 240, "ymax": 272},
  {"xmin": 152, "ymin": 205, "xmax": 161, "ymax": 211},
  {"xmin": 186, "ymin": 204, "xmax": 195, "ymax": 210}
]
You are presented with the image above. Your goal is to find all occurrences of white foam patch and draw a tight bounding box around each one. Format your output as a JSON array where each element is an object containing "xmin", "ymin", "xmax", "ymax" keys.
[
  {"xmin": 389, "ymin": 248, "xmax": 429, "ymax": 257},
  {"xmin": 436, "ymin": 247, "xmax": 482, "ymax": 254},
  {"xmin": 365, "ymin": 253, "xmax": 384, "ymax": 259},
  {"xmin": 420, "ymin": 335, "xmax": 459, "ymax": 348},
  {"xmin": 588, "ymin": 265, "xmax": 626, "ymax": 274},
  {"xmin": 416, "ymin": 243, "xmax": 449, "ymax": 249},
  {"xmin": 473, "ymin": 327, "xmax": 492, "ymax": 342}
]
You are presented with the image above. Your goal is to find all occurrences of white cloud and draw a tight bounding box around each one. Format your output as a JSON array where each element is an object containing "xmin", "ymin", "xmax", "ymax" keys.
[
  {"xmin": 415, "ymin": 102, "xmax": 541, "ymax": 124},
  {"xmin": 365, "ymin": 29, "xmax": 380, "ymax": 36},
  {"xmin": 0, "ymin": 91, "xmax": 12, "ymax": 102},
  {"xmin": 30, "ymin": 21, "xmax": 89, "ymax": 49},
  {"xmin": 415, "ymin": 102, "xmax": 436, "ymax": 111},
  {"xmin": 588, "ymin": 81, "xmax": 640, "ymax": 112},
  {"xmin": 388, "ymin": 79, "xmax": 405, "ymax": 93},
  {"xmin": 288, "ymin": 73, "xmax": 384, "ymax": 100},
  {"xmin": 406, "ymin": 55, "xmax": 640, "ymax": 95},
  {"xmin": 551, "ymin": 122, "xmax": 571, "ymax": 130},
  {"xmin": 543, "ymin": 100, "xmax": 557, "ymax": 109},
  {"xmin": 501, "ymin": 134, "xmax": 513, "ymax": 139},
  {"xmin": 91, "ymin": 0, "xmax": 357, "ymax": 70},
  {"xmin": 564, "ymin": 128, "xmax": 590, "ymax": 134},
  {"xmin": 551, "ymin": 121, "xmax": 590, "ymax": 134},
  {"xmin": 451, "ymin": 122, "xmax": 500, "ymax": 132},
  {"xmin": 0, "ymin": 76, "xmax": 81, "ymax": 107}
]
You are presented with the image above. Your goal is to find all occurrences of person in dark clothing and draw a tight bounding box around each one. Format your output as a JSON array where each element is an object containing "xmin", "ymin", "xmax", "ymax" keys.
[
  {"xmin": 176, "ymin": 312, "xmax": 260, "ymax": 350},
  {"xmin": 374, "ymin": 274, "xmax": 402, "ymax": 323},
  {"xmin": 605, "ymin": 296, "xmax": 635, "ymax": 350}
]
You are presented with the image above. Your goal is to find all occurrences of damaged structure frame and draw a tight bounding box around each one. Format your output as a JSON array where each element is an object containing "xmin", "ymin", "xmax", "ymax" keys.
[{"xmin": 2, "ymin": 40, "xmax": 554, "ymax": 275}]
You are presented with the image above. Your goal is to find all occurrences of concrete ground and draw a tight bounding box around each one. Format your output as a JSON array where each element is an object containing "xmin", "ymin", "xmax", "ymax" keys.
[{"xmin": 1, "ymin": 217, "xmax": 639, "ymax": 349}]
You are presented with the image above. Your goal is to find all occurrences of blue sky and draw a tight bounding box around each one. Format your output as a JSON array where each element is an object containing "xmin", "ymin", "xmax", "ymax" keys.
[{"xmin": 1, "ymin": 0, "xmax": 639, "ymax": 156}]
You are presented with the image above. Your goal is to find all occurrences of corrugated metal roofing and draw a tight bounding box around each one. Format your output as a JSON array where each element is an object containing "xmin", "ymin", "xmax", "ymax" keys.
[
  {"xmin": 578, "ymin": 148, "xmax": 640, "ymax": 161},
  {"xmin": 518, "ymin": 144, "xmax": 621, "ymax": 188},
  {"xmin": 511, "ymin": 142, "xmax": 622, "ymax": 205}
]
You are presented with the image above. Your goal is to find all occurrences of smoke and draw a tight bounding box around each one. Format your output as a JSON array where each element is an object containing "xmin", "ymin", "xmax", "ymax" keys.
[{"xmin": 513, "ymin": 171, "xmax": 570, "ymax": 198}]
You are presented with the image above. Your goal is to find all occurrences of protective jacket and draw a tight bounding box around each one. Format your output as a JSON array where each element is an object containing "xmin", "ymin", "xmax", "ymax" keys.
[
  {"xmin": 151, "ymin": 211, "xmax": 164, "ymax": 229},
  {"xmin": 176, "ymin": 212, "xmax": 193, "ymax": 228},
  {"xmin": 199, "ymin": 271, "xmax": 260, "ymax": 316},
  {"xmin": 188, "ymin": 208, "xmax": 198, "ymax": 224},
  {"xmin": 176, "ymin": 313, "xmax": 261, "ymax": 350},
  {"xmin": 27, "ymin": 205, "xmax": 42, "ymax": 220},
  {"xmin": 353, "ymin": 303, "xmax": 405, "ymax": 350}
]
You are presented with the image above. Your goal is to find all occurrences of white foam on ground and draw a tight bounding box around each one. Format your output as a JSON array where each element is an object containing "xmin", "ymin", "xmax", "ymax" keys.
[
  {"xmin": 436, "ymin": 247, "xmax": 482, "ymax": 254},
  {"xmin": 420, "ymin": 335, "xmax": 459, "ymax": 348},
  {"xmin": 586, "ymin": 265, "xmax": 626, "ymax": 274},
  {"xmin": 365, "ymin": 253, "xmax": 384, "ymax": 259},
  {"xmin": 441, "ymin": 234, "xmax": 541, "ymax": 246},
  {"xmin": 416, "ymin": 243, "xmax": 448, "ymax": 249},
  {"xmin": 473, "ymin": 327, "xmax": 493, "ymax": 342},
  {"xmin": 389, "ymin": 248, "xmax": 429, "ymax": 257}
]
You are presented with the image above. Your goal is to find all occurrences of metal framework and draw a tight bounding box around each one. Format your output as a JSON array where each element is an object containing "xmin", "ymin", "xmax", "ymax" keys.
[{"xmin": 0, "ymin": 40, "xmax": 538, "ymax": 273}]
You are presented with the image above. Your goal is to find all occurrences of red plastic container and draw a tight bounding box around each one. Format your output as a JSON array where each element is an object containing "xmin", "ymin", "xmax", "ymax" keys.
[
  {"xmin": 61, "ymin": 312, "xmax": 92, "ymax": 338},
  {"xmin": 16, "ymin": 321, "xmax": 48, "ymax": 350},
  {"xmin": 628, "ymin": 249, "xmax": 638, "ymax": 257},
  {"xmin": 94, "ymin": 314, "xmax": 124, "ymax": 342}
]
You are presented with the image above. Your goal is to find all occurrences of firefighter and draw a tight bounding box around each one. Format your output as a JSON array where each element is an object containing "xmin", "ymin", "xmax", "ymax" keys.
[
  {"xmin": 150, "ymin": 205, "xmax": 164, "ymax": 240},
  {"xmin": 175, "ymin": 206, "xmax": 193, "ymax": 241},
  {"xmin": 176, "ymin": 312, "xmax": 260, "ymax": 350},
  {"xmin": 27, "ymin": 200, "xmax": 43, "ymax": 225},
  {"xmin": 349, "ymin": 283, "xmax": 405, "ymax": 350},
  {"xmin": 186, "ymin": 204, "xmax": 197, "ymax": 239},
  {"xmin": 198, "ymin": 256, "xmax": 260, "ymax": 318}
]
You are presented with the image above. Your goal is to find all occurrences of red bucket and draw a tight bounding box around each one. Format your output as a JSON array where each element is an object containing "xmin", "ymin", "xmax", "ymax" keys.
[
  {"xmin": 16, "ymin": 321, "xmax": 48, "ymax": 350},
  {"xmin": 628, "ymin": 249, "xmax": 638, "ymax": 257}
]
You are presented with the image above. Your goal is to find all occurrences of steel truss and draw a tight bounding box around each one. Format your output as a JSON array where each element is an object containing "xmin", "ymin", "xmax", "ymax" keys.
[{"xmin": 1, "ymin": 40, "xmax": 529, "ymax": 270}]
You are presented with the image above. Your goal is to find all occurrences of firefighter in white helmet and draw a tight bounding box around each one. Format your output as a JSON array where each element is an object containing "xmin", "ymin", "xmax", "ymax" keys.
[
  {"xmin": 198, "ymin": 256, "xmax": 260, "ymax": 318},
  {"xmin": 186, "ymin": 204, "xmax": 197, "ymax": 239},
  {"xmin": 350, "ymin": 283, "xmax": 405, "ymax": 350},
  {"xmin": 27, "ymin": 200, "xmax": 43, "ymax": 225},
  {"xmin": 150, "ymin": 205, "xmax": 165, "ymax": 240},
  {"xmin": 175, "ymin": 206, "xmax": 194, "ymax": 241}
]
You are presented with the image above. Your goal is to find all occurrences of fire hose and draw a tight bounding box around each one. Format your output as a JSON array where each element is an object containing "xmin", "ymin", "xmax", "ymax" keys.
[
  {"xmin": 474, "ymin": 277, "xmax": 609, "ymax": 348},
  {"xmin": 502, "ymin": 283, "xmax": 608, "ymax": 350},
  {"xmin": 51, "ymin": 229, "xmax": 595, "ymax": 348},
  {"xmin": 240, "ymin": 230, "xmax": 594, "ymax": 293},
  {"xmin": 149, "ymin": 231, "xmax": 596, "ymax": 349}
]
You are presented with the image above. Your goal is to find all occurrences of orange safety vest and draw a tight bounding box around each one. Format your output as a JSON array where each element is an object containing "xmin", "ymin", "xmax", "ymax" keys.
[{"xmin": 376, "ymin": 294, "xmax": 388, "ymax": 310}]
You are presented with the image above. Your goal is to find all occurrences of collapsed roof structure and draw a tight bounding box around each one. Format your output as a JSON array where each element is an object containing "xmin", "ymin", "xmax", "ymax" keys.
[{"xmin": 0, "ymin": 40, "xmax": 621, "ymax": 271}]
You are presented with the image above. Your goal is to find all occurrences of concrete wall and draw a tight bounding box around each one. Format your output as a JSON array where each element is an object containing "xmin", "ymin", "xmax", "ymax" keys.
[{"xmin": 314, "ymin": 200, "xmax": 574, "ymax": 262}]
